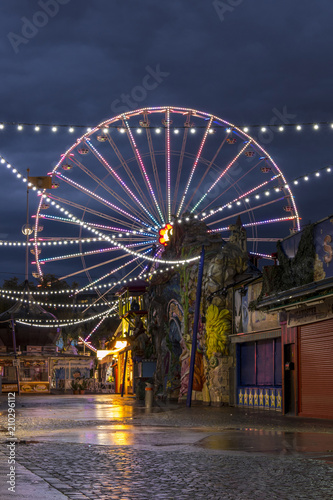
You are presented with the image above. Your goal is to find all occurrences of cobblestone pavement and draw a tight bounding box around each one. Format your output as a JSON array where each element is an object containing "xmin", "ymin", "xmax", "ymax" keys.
[
  {"xmin": 1, "ymin": 441, "xmax": 332, "ymax": 500},
  {"xmin": 0, "ymin": 395, "xmax": 332, "ymax": 499}
]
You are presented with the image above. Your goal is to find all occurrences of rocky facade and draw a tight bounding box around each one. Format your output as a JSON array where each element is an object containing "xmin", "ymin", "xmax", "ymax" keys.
[{"xmin": 146, "ymin": 216, "xmax": 249, "ymax": 406}]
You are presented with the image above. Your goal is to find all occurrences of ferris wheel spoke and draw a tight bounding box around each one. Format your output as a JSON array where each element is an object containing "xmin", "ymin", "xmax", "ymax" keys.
[
  {"xmin": 143, "ymin": 111, "xmax": 165, "ymax": 221},
  {"xmin": 54, "ymin": 173, "xmax": 152, "ymax": 228},
  {"xmin": 209, "ymin": 216, "xmax": 297, "ymax": 233},
  {"xmin": 176, "ymin": 116, "xmax": 214, "ymax": 217},
  {"xmin": 207, "ymin": 196, "xmax": 286, "ymax": 226},
  {"xmin": 60, "ymin": 243, "xmax": 153, "ymax": 281},
  {"xmin": 199, "ymin": 159, "xmax": 266, "ymax": 213},
  {"xmin": 122, "ymin": 114, "xmax": 165, "ymax": 226},
  {"xmin": 165, "ymin": 108, "xmax": 171, "ymax": 222},
  {"xmin": 138, "ymin": 246, "xmax": 162, "ymax": 277},
  {"xmin": 70, "ymin": 156, "xmax": 146, "ymax": 221},
  {"xmin": 201, "ymin": 175, "xmax": 281, "ymax": 220},
  {"xmin": 81, "ymin": 258, "xmax": 148, "ymax": 314},
  {"xmin": 37, "ymin": 240, "xmax": 155, "ymax": 264},
  {"xmin": 191, "ymin": 141, "xmax": 251, "ymax": 214},
  {"xmin": 106, "ymin": 131, "xmax": 158, "ymax": 218},
  {"xmin": 43, "ymin": 194, "xmax": 145, "ymax": 230},
  {"xmin": 172, "ymin": 112, "xmax": 192, "ymax": 214},
  {"xmin": 86, "ymin": 223, "xmax": 155, "ymax": 240},
  {"xmin": 86, "ymin": 138, "xmax": 160, "ymax": 227},
  {"xmin": 183, "ymin": 135, "xmax": 229, "ymax": 213},
  {"xmin": 77, "ymin": 246, "xmax": 153, "ymax": 295}
]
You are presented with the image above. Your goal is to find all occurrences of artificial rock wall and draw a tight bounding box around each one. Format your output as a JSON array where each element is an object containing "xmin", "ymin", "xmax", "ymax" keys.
[{"xmin": 146, "ymin": 217, "xmax": 248, "ymax": 406}]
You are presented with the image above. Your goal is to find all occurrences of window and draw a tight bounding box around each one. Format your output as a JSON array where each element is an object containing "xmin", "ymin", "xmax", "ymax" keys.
[{"xmin": 239, "ymin": 338, "xmax": 282, "ymax": 387}]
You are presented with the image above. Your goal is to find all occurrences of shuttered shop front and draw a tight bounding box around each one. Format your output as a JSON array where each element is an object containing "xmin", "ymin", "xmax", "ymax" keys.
[{"xmin": 299, "ymin": 319, "xmax": 333, "ymax": 419}]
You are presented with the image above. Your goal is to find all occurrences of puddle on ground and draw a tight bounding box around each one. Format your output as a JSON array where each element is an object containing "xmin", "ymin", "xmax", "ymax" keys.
[{"xmin": 196, "ymin": 429, "xmax": 333, "ymax": 461}]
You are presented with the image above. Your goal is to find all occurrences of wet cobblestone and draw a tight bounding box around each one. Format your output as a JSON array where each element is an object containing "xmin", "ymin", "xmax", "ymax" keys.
[
  {"xmin": 1, "ymin": 441, "xmax": 331, "ymax": 500},
  {"xmin": 0, "ymin": 395, "xmax": 332, "ymax": 499}
]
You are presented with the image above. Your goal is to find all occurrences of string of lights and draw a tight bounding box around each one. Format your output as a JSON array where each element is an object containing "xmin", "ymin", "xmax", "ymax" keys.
[
  {"xmin": 0, "ymin": 237, "xmax": 106, "ymax": 247},
  {"xmin": 15, "ymin": 307, "xmax": 118, "ymax": 328},
  {"xmin": 0, "ymin": 292, "xmax": 117, "ymax": 309},
  {"xmin": 1, "ymin": 120, "xmax": 333, "ymax": 134},
  {"xmin": 198, "ymin": 165, "xmax": 332, "ymax": 222}
]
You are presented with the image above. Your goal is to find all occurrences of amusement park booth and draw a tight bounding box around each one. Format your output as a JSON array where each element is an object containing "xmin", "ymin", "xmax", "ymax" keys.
[{"xmin": 0, "ymin": 291, "xmax": 60, "ymax": 393}]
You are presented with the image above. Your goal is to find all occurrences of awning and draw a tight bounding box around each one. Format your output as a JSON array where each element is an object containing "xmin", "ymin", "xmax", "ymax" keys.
[{"xmin": 230, "ymin": 329, "xmax": 281, "ymax": 344}]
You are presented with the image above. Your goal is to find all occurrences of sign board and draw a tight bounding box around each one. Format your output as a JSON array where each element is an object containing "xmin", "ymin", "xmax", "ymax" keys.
[
  {"xmin": 12, "ymin": 359, "xmax": 20, "ymax": 367},
  {"xmin": 287, "ymin": 298, "xmax": 333, "ymax": 328},
  {"xmin": 20, "ymin": 382, "xmax": 50, "ymax": 393},
  {"xmin": 2, "ymin": 384, "xmax": 18, "ymax": 392}
]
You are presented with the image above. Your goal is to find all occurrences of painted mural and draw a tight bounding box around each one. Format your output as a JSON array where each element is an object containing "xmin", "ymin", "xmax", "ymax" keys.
[
  {"xmin": 234, "ymin": 282, "xmax": 279, "ymax": 334},
  {"xmin": 314, "ymin": 217, "xmax": 333, "ymax": 280},
  {"xmin": 280, "ymin": 216, "xmax": 333, "ymax": 281}
]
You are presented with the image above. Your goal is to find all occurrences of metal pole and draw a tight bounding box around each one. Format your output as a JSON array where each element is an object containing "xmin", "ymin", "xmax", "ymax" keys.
[
  {"xmin": 25, "ymin": 169, "xmax": 30, "ymax": 282},
  {"xmin": 11, "ymin": 316, "xmax": 20, "ymax": 396},
  {"xmin": 121, "ymin": 350, "xmax": 128, "ymax": 397},
  {"xmin": 187, "ymin": 246, "xmax": 205, "ymax": 408}
]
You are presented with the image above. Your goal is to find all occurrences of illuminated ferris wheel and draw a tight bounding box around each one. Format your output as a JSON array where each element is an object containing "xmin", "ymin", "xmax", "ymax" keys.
[{"xmin": 33, "ymin": 106, "xmax": 300, "ymax": 293}]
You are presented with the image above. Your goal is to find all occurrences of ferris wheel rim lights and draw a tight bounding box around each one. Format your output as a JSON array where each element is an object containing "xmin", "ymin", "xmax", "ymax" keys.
[{"xmin": 31, "ymin": 106, "xmax": 299, "ymax": 274}]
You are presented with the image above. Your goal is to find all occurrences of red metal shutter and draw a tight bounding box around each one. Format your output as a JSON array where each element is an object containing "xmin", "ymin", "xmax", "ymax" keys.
[{"xmin": 299, "ymin": 319, "xmax": 333, "ymax": 419}]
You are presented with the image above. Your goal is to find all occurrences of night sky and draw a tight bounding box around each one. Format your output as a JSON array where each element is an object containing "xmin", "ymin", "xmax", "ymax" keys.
[{"xmin": 1, "ymin": 1, "xmax": 333, "ymax": 285}]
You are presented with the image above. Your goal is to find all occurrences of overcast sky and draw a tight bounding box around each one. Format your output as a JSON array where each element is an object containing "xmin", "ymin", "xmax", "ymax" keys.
[{"xmin": 0, "ymin": 0, "xmax": 333, "ymax": 283}]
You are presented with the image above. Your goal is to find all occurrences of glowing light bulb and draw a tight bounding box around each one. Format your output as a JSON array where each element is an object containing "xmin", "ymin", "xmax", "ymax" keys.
[
  {"xmin": 156, "ymin": 128, "xmax": 161, "ymax": 134},
  {"xmin": 296, "ymin": 125, "xmax": 302, "ymax": 131},
  {"xmin": 0, "ymin": 124, "xmax": 4, "ymax": 129},
  {"xmin": 136, "ymin": 128, "xmax": 142, "ymax": 134},
  {"xmin": 261, "ymin": 127, "xmax": 266, "ymax": 132},
  {"xmin": 304, "ymin": 176, "xmax": 309, "ymax": 181},
  {"xmin": 174, "ymin": 129, "xmax": 179, "ymax": 134},
  {"xmin": 313, "ymin": 124, "xmax": 319, "ymax": 130},
  {"xmin": 52, "ymin": 126, "xmax": 58, "ymax": 132},
  {"xmin": 35, "ymin": 125, "xmax": 40, "ymax": 132},
  {"xmin": 279, "ymin": 126, "xmax": 284, "ymax": 132},
  {"xmin": 69, "ymin": 127, "xmax": 75, "ymax": 133},
  {"xmin": 17, "ymin": 125, "xmax": 23, "ymax": 131},
  {"xmin": 243, "ymin": 127, "xmax": 249, "ymax": 133},
  {"xmin": 190, "ymin": 128, "xmax": 196, "ymax": 134}
]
